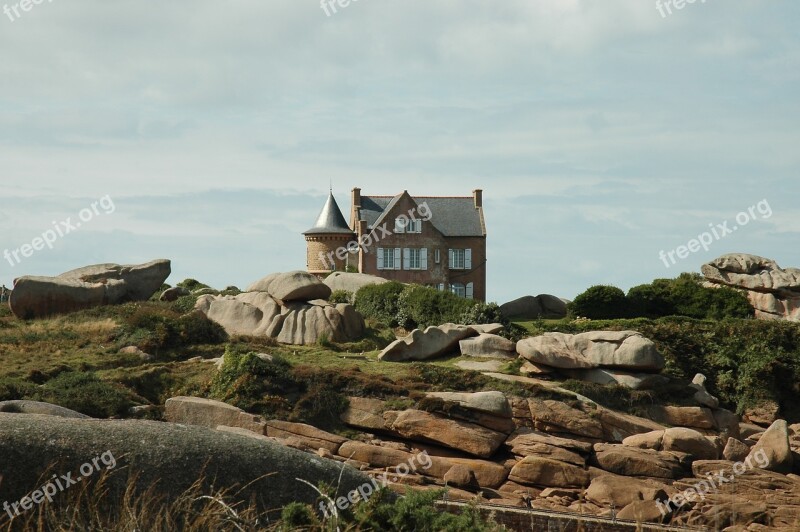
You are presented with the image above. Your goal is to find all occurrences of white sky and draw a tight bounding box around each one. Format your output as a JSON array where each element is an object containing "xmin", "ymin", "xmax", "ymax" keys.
[{"xmin": 1, "ymin": 0, "xmax": 798, "ymax": 302}]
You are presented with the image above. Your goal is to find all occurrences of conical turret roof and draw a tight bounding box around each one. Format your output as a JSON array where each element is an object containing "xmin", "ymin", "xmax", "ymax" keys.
[{"xmin": 303, "ymin": 192, "xmax": 354, "ymax": 235}]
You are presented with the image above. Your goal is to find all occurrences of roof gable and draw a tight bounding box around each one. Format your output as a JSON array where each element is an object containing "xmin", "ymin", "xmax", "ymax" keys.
[{"xmin": 358, "ymin": 193, "xmax": 485, "ymax": 237}]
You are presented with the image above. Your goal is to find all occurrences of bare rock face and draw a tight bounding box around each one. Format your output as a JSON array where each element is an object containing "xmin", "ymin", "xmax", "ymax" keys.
[
  {"xmin": 9, "ymin": 259, "xmax": 171, "ymax": 319},
  {"xmin": 747, "ymin": 419, "xmax": 793, "ymax": 473},
  {"xmin": 591, "ymin": 444, "xmax": 685, "ymax": 479},
  {"xmin": 702, "ymin": 254, "xmax": 800, "ymax": 321},
  {"xmin": 246, "ymin": 271, "xmax": 331, "ymax": 302},
  {"xmin": 323, "ymin": 272, "xmax": 388, "ymax": 294},
  {"xmin": 585, "ymin": 475, "xmax": 668, "ymax": 508},
  {"xmin": 0, "ymin": 400, "xmax": 90, "ymax": 419},
  {"xmin": 516, "ymin": 331, "xmax": 665, "ymax": 371},
  {"xmin": 509, "ymin": 457, "xmax": 589, "ymax": 488},
  {"xmin": 378, "ymin": 323, "xmax": 479, "ymax": 362},
  {"xmin": 195, "ymin": 279, "xmax": 365, "ymax": 345},
  {"xmin": 458, "ymin": 334, "xmax": 516, "ymax": 358},
  {"xmin": 623, "ymin": 428, "xmax": 718, "ymax": 460}
]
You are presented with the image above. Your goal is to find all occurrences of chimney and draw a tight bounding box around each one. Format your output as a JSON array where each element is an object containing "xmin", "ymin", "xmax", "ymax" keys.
[
  {"xmin": 473, "ymin": 189, "xmax": 483, "ymax": 209},
  {"xmin": 352, "ymin": 187, "xmax": 362, "ymax": 208}
]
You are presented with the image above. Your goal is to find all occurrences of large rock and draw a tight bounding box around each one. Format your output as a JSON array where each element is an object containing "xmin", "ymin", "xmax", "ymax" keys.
[
  {"xmin": 701, "ymin": 254, "xmax": 800, "ymax": 321},
  {"xmin": 458, "ymin": 334, "xmax": 516, "ymax": 358},
  {"xmin": 585, "ymin": 475, "xmax": 668, "ymax": 508},
  {"xmin": 164, "ymin": 396, "xmax": 266, "ymax": 434},
  {"xmin": 516, "ymin": 331, "xmax": 665, "ymax": 371},
  {"xmin": 623, "ymin": 427, "xmax": 718, "ymax": 460},
  {"xmin": 378, "ymin": 323, "xmax": 480, "ymax": 362},
  {"xmin": 646, "ymin": 405, "xmax": 716, "ymax": 430},
  {"xmin": 0, "ymin": 413, "xmax": 378, "ymax": 516},
  {"xmin": 425, "ymin": 391, "xmax": 512, "ymax": 418},
  {"xmin": 159, "ymin": 285, "xmax": 190, "ymax": 302},
  {"xmin": 264, "ymin": 420, "xmax": 348, "ymax": 454},
  {"xmin": 592, "ymin": 443, "xmax": 685, "ymax": 479},
  {"xmin": 247, "ymin": 271, "xmax": 331, "ymax": 302},
  {"xmin": 323, "ymin": 272, "xmax": 388, "ymax": 294},
  {"xmin": 499, "ymin": 294, "xmax": 570, "ymax": 319},
  {"xmin": 0, "ymin": 400, "xmax": 89, "ymax": 419},
  {"xmin": 195, "ymin": 292, "xmax": 364, "ymax": 345},
  {"xmin": 508, "ymin": 457, "xmax": 589, "ymax": 488},
  {"xmin": 340, "ymin": 397, "xmax": 389, "ymax": 432},
  {"xmin": 9, "ymin": 259, "xmax": 170, "ymax": 319},
  {"xmin": 747, "ymin": 419, "xmax": 793, "ymax": 473},
  {"xmin": 386, "ymin": 409, "xmax": 506, "ymax": 458}
]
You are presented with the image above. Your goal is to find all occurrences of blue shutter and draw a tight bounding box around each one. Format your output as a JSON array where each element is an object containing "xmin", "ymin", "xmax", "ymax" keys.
[
  {"xmin": 377, "ymin": 248, "xmax": 384, "ymax": 270},
  {"xmin": 394, "ymin": 248, "xmax": 401, "ymax": 270},
  {"xmin": 448, "ymin": 249, "xmax": 454, "ymax": 269},
  {"xmin": 420, "ymin": 248, "xmax": 428, "ymax": 270},
  {"xmin": 403, "ymin": 248, "xmax": 410, "ymax": 270},
  {"xmin": 466, "ymin": 282, "xmax": 474, "ymax": 299},
  {"xmin": 465, "ymin": 249, "xmax": 472, "ymax": 269}
]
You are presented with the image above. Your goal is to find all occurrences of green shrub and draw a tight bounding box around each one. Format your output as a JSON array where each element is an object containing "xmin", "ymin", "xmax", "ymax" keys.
[
  {"xmin": 0, "ymin": 377, "xmax": 39, "ymax": 401},
  {"xmin": 34, "ymin": 371, "xmax": 133, "ymax": 418},
  {"xmin": 354, "ymin": 282, "xmax": 406, "ymax": 326},
  {"xmin": 119, "ymin": 305, "xmax": 227, "ymax": 353},
  {"xmin": 568, "ymin": 285, "xmax": 629, "ymax": 319},
  {"xmin": 328, "ymin": 289, "xmax": 353, "ymax": 304},
  {"xmin": 395, "ymin": 285, "xmax": 474, "ymax": 329},
  {"xmin": 177, "ymin": 279, "xmax": 210, "ymax": 291},
  {"xmin": 628, "ymin": 273, "xmax": 753, "ymax": 320}
]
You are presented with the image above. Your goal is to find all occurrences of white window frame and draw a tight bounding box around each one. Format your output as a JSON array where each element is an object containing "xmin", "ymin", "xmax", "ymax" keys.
[
  {"xmin": 394, "ymin": 217, "xmax": 406, "ymax": 233},
  {"xmin": 450, "ymin": 283, "xmax": 466, "ymax": 298},
  {"xmin": 377, "ymin": 247, "xmax": 402, "ymax": 270},
  {"xmin": 435, "ymin": 249, "xmax": 441, "ymax": 264},
  {"xmin": 402, "ymin": 248, "xmax": 428, "ymax": 270}
]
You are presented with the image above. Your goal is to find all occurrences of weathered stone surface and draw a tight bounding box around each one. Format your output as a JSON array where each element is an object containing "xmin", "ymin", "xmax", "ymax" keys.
[
  {"xmin": 744, "ymin": 401, "xmax": 781, "ymax": 426},
  {"xmin": 458, "ymin": 334, "xmax": 516, "ymax": 358},
  {"xmin": 10, "ymin": 259, "xmax": 170, "ymax": 319},
  {"xmin": 747, "ymin": 419, "xmax": 793, "ymax": 473},
  {"xmin": 338, "ymin": 441, "xmax": 412, "ymax": 468},
  {"xmin": 714, "ymin": 408, "xmax": 741, "ymax": 440},
  {"xmin": 562, "ymin": 368, "xmax": 669, "ymax": 390},
  {"xmin": 661, "ymin": 427, "xmax": 719, "ymax": 460},
  {"xmin": 617, "ymin": 500, "xmax": 668, "ymax": 522},
  {"xmin": 519, "ymin": 360, "xmax": 554, "ymax": 375},
  {"xmin": 585, "ymin": 474, "xmax": 668, "ymax": 508},
  {"xmin": 323, "ymin": 272, "xmax": 388, "ymax": 294},
  {"xmin": 426, "ymin": 456, "xmax": 509, "ymax": 489},
  {"xmin": 509, "ymin": 441, "xmax": 585, "ymax": 466},
  {"xmin": 646, "ymin": 405, "xmax": 716, "ymax": 430},
  {"xmin": 159, "ymin": 286, "xmax": 190, "ymax": 302},
  {"xmin": 723, "ymin": 437, "xmax": 751, "ymax": 462},
  {"xmin": 594, "ymin": 406, "xmax": 666, "ymax": 442},
  {"xmin": 592, "ymin": 444, "xmax": 685, "ymax": 479},
  {"xmin": 702, "ymin": 254, "xmax": 800, "ymax": 321},
  {"xmin": 0, "ymin": 400, "xmax": 90, "ymax": 419},
  {"xmin": 196, "ymin": 292, "xmax": 364, "ymax": 345},
  {"xmin": 425, "ymin": 391, "xmax": 512, "ymax": 418},
  {"xmin": 387, "ymin": 409, "xmax": 506, "ymax": 458},
  {"xmin": 623, "ymin": 430, "xmax": 664, "ymax": 450},
  {"xmin": 378, "ymin": 323, "xmax": 478, "ymax": 362},
  {"xmin": 0, "ymin": 413, "xmax": 378, "ymax": 514},
  {"xmin": 527, "ymin": 399, "xmax": 604, "ymax": 440},
  {"xmin": 247, "ymin": 271, "xmax": 331, "ymax": 302},
  {"xmin": 340, "ymin": 397, "xmax": 388, "ymax": 432},
  {"xmin": 265, "ymin": 420, "xmax": 348, "ymax": 454},
  {"xmin": 689, "ymin": 373, "xmax": 720, "ymax": 409},
  {"xmin": 165, "ymin": 396, "xmax": 265, "ymax": 434},
  {"xmin": 443, "ymin": 465, "xmax": 479, "ymax": 489},
  {"xmin": 516, "ymin": 331, "xmax": 664, "ymax": 371},
  {"xmin": 509, "ymin": 457, "xmax": 589, "ymax": 488},
  {"xmin": 505, "ymin": 429, "xmax": 594, "ymax": 456},
  {"xmin": 499, "ymin": 295, "xmax": 569, "ymax": 319}
]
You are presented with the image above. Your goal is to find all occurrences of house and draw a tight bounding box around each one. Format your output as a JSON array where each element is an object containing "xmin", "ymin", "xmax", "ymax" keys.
[{"xmin": 303, "ymin": 188, "xmax": 486, "ymax": 301}]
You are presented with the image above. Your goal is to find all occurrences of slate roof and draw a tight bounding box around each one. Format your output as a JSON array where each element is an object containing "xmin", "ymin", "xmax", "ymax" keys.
[
  {"xmin": 303, "ymin": 193, "xmax": 354, "ymax": 235},
  {"xmin": 359, "ymin": 194, "xmax": 485, "ymax": 237}
]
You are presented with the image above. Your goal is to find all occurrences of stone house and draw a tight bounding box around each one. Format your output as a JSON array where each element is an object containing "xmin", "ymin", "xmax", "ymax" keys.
[{"xmin": 303, "ymin": 188, "xmax": 487, "ymax": 301}]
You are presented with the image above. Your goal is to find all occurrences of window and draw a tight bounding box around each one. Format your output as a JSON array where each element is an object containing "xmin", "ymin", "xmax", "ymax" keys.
[
  {"xmin": 402, "ymin": 248, "xmax": 428, "ymax": 270},
  {"xmin": 435, "ymin": 249, "xmax": 441, "ymax": 264},
  {"xmin": 377, "ymin": 247, "xmax": 401, "ymax": 270},
  {"xmin": 395, "ymin": 217, "xmax": 421, "ymax": 234},
  {"xmin": 450, "ymin": 283, "xmax": 465, "ymax": 298},
  {"xmin": 394, "ymin": 217, "xmax": 406, "ymax": 233},
  {"xmin": 408, "ymin": 219, "xmax": 422, "ymax": 233},
  {"xmin": 448, "ymin": 249, "xmax": 472, "ymax": 270}
]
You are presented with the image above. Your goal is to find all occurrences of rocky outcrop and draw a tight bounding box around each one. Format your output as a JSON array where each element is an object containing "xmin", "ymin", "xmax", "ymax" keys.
[
  {"xmin": 195, "ymin": 277, "xmax": 365, "ymax": 345},
  {"xmin": 0, "ymin": 400, "xmax": 90, "ymax": 419},
  {"xmin": 592, "ymin": 443, "xmax": 685, "ymax": 479},
  {"xmin": 0, "ymin": 413, "xmax": 376, "ymax": 515},
  {"xmin": 622, "ymin": 427, "xmax": 719, "ymax": 460},
  {"xmin": 517, "ymin": 331, "xmax": 665, "ymax": 371},
  {"xmin": 747, "ymin": 419, "xmax": 793, "ymax": 473},
  {"xmin": 323, "ymin": 272, "xmax": 388, "ymax": 294},
  {"xmin": 9, "ymin": 259, "xmax": 170, "ymax": 319},
  {"xmin": 379, "ymin": 323, "xmax": 495, "ymax": 362},
  {"xmin": 159, "ymin": 285, "xmax": 190, "ymax": 302},
  {"xmin": 499, "ymin": 295, "xmax": 570, "ymax": 319},
  {"xmin": 458, "ymin": 334, "xmax": 516, "ymax": 358},
  {"xmin": 165, "ymin": 396, "xmax": 266, "ymax": 433},
  {"xmin": 702, "ymin": 254, "xmax": 800, "ymax": 321}
]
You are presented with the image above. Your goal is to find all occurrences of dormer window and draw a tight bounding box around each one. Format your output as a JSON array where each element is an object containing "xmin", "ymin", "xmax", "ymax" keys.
[{"xmin": 395, "ymin": 217, "xmax": 422, "ymax": 234}]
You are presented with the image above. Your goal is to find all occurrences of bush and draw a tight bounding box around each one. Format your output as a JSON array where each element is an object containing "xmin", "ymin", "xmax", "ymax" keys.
[
  {"xmin": 354, "ymin": 282, "xmax": 406, "ymax": 326},
  {"xmin": 0, "ymin": 377, "xmax": 39, "ymax": 401},
  {"xmin": 628, "ymin": 273, "xmax": 753, "ymax": 320},
  {"xmin": 328, "ymin": 289, "xmax": 353, "ymax": 304},
  {"xmin": 34, "ymin": 371, "xmax": 133, "ymax": 418},
  {"xmin": 568, "ymin": 285, "xmax": 629, "ymax": 319},
  {"xmin": 177, "ymin": 278, "xmax": 210, "ymax": 291},
  {"xmin": 119, "ymin": 305, "xmax": 227, "ymax": 353},
  {"xmin": 395, "ymin": 285, "xmax": 475, "ymax": 329}
]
